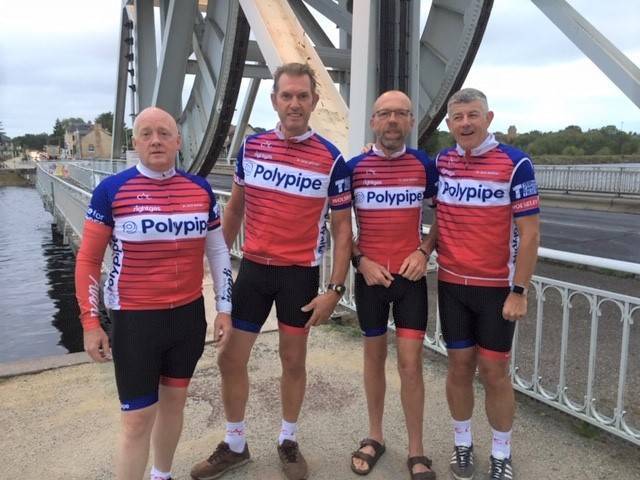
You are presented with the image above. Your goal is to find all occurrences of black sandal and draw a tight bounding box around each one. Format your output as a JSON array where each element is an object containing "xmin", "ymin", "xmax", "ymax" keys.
[
  {"xmin": 350, "ymin": 438, "xmax": 386, "ymax": 475},
  {"xmin": 407, "ymin": 455, "xmax": 436, "ymax": 480}
]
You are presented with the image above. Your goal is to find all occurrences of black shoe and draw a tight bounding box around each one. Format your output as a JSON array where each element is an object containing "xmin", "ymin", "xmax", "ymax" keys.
[
  {"xmin": 487, "ymin": 455, "xmax": 513, "ymax": 480},
  {"xmin": 450, "ymin": 444, "xmax": 474, "ymax": 479}
]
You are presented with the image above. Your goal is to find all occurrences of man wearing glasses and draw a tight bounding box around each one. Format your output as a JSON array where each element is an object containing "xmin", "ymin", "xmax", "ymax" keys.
[{"xmin": 347, "ymin": 91, "xmax": 438, "ymax": 479}]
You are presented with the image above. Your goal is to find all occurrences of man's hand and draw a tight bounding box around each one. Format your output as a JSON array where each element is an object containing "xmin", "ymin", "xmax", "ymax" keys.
[
  {"xmin": 361, "ymin": 143, "xmax": 374, "ymax": 153},
  {"xmin": 213, "ymin": 312, "xmax": 232, "ymax": 349},
  {"xmin": 302, "ymin": 292, "xmax": 341, "ymax": 328},
  {"xmin": 358, "ymin": 256, "xmax": 394, "ymax": 287},
  {"xmin": 84, "ymin": 328, "xmax": 111, "ymax": 363},
  {"xmin": 502, "ymin": 293, "xmax": 527, "ymax": 321},
  {"xmin": 398, "ymin": 249, "xmax": 428, "ymax": 281}
]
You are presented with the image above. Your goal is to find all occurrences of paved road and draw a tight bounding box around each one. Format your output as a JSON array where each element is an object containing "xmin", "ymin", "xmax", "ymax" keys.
[{"xmin": 208, "ymin": 173, "xmax": 640, "ymax": 264}]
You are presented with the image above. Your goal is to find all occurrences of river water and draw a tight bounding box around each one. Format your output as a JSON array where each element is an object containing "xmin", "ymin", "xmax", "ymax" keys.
[{"xmin": 0, "ymin": 186, "xmax": 84, "ymax": 363}]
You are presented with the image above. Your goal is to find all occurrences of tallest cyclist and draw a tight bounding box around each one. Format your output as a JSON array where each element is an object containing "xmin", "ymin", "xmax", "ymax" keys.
[{"xmin": 191, "ymin": 62, "xmax": 352, "ymax": 480}]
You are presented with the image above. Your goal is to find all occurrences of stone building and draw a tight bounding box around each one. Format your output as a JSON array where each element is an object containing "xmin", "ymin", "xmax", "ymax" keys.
[{"xmin": 65, "ymin": 123, "xmax": 112, "ymax": 159}]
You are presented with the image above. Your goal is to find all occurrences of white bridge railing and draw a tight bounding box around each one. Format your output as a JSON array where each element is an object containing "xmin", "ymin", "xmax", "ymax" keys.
[
  {"xmin": 36, "ymin": 161, "xmax": 640, "ymax": 447},
  {"xmin": 536, "ymin": 165, "xmax": 640, "ymax": 196}
]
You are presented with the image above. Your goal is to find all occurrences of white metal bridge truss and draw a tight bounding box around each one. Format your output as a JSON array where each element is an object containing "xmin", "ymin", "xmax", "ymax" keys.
[{"xmin": 111, "ymin": 0, "xmax": 639, "ymax": 175}]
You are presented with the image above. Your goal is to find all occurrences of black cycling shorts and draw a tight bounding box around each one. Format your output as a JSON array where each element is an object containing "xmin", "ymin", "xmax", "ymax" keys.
[
  {"xmin": 438, "ymin": 281, "xmax": 514, "ymax": 359},
  {"xmin": 355, "ymin": 273, "xmax": 428, "ymax": 340},
  {"xmin": 110, "ymin": 296, "xmax": 207, "ymax": 411},
  {"xmin": 231, "ymin": 258, "xmax": 319, "ymax": 335}
]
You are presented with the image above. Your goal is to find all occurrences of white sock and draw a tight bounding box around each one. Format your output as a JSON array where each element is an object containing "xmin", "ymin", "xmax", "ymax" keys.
[
  {"xmin": 278, "ymin": 419, "xmax": 298, "ymax": 445},
  {"xmin": 150, "ymin": 466, "xmax": 171, "ymax": 480},
  {"xmin": 453, "ymin": 419, "xmax": 472, "ymax": 447},
  {"xmin": 491, "ymin": 428, "xmax": 512, "ymax": 459},
  {"xmin": 224, "ymin": 420, "xmax": 246, "ymax": 453}
]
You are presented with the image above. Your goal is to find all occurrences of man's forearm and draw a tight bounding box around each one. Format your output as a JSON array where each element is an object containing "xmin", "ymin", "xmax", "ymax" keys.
[
  {"xmin": 512, "ymin": 216, "xmax": 540, "ymax": 287},
  {"xmin": 329, "ymin": 211, "xmax": 352, "ymax": 284}
]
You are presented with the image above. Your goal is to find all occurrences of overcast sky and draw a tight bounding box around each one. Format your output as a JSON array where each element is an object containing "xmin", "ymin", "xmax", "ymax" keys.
[{"xmin": 0, "ymin": 0, "xmax": 638, "ymax": 139}]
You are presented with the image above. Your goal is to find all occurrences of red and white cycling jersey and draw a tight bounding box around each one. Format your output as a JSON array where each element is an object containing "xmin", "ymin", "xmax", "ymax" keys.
[
  {"xmin": 234, "ymin": 126, "xmax": 351, "ymax": 266},
  {"xmin": 435, "ymin": 134, "xmax": 540, "ymax": 287},
  {"xmin": 75, "ymin": 163, "xmax": 230, "ymax": 330},
  {"xmin": 347, "ymin": 146, "xmax": 438, "ymax": 274}
]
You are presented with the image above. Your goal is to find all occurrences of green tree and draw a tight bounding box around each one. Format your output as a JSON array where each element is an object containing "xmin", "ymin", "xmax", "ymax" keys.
[
  {"xmin": 95, "ymin": 112, "xmax": 114, "ymax": 134},
  {"xmin": 51, "ymin": 118, "xmax": 65, "ymax": 146},
  {"xmin": 12, "ymin": 133, "xmax": 49, "ymax": 151}
]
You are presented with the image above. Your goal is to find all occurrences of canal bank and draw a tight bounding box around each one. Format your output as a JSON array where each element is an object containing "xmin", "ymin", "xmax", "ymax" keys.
[{"xmin": 0, "ymin": 169, "xmax": 35, "ymax": 186}]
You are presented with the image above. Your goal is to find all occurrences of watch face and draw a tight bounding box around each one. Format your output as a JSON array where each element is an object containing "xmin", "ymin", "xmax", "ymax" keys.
[{"xmin": 511, "ymin": 285, "xmax": 525, "ymax": 295}]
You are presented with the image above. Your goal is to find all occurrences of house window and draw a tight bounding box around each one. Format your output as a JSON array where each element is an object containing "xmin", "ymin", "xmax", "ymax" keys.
[{"xmin": 88, "ymin": 144, "xmax": 95, "ymax": 152}]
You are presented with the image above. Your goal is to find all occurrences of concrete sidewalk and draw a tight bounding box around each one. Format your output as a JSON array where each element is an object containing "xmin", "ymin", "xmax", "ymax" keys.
[{"xmin": 1, "ymin": 322, "xmax": 639, "ymax": 479}]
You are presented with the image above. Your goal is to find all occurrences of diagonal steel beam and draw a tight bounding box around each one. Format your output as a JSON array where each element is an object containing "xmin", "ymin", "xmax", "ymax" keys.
[
  {"xmin": 238, "ymin": 0, "xmax": 349, "ymax": 152},
  {"xmin": 152, "ymin": 0, "xmax": 197, "ymax": 117},
  {"xmin": 532, "ymin": 0, "xmax": 640, "ymax": 108},
  {"xmin": 134, "ymin": 0, "xmax": 157, "ymax": 111}
]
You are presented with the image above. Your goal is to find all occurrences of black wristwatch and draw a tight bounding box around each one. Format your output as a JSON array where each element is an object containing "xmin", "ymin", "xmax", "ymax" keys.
[
  {"xmin": 326, "ymin": 283, "xmax": 346, "ymax": 296},
  {"xmin": 351, "ymin": 254, "xmax": 364, "ymax": 269},
  {"xmin": 510, "ymin": 284, "xmax": 528, "ymax": 296}
]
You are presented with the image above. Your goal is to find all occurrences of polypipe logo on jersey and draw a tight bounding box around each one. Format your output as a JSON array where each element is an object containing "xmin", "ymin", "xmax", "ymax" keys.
[
  {"xmin": 140, "ymin": 217, "xmax": 208, "ymax": 236},
  {"xmin": 117, "ymin": 214, "xmax": 209, "ymax": 239},
  {"xmin": 356, "ymin": 187, "xmax": 423, "ymax": 207},
  {"xmin": 440, "ymin": 180, "xmax": 506, "ymax": 203},
  {"xmin": 247, "ymin": 160, "xmax": 324, "ymax": 193},
  {"xmin": 366, "ymin": 190, "xmax": 423, "ymax": 206}
]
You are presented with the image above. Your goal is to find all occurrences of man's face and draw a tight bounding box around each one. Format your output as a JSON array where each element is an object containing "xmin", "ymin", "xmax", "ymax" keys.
[
  {"xmin": 446, "ymin": 100, "xmax": 494, "ymax": 152},
  {"xmin": 132, "ymin": 108, "xmax": 181, "ymax": 172},
  {"xmin": 271, "ymin": 73, "xmax": 319, "ymax": 138},
  {"xmin": 370, "ymin": 92, "xmax": 414, "ymax": 153}
]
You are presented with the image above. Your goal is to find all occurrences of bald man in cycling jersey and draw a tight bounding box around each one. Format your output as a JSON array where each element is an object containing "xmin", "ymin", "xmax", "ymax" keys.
[
  {"xmin": 347, "ymin": 90, "xmax": 438, "ymax": 480},
  {"xmin": 431, "ymin": 88, "xmax": 540, "ymax": 480},
  {"xmin": 75, "ymin": 106, "xmax": 233, "ymax": 480}
]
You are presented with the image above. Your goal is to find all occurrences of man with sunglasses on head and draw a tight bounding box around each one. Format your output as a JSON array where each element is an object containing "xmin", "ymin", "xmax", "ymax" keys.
[{"xmin": 347, "ymin": 90, "xmax": 438, "ymax": 480}]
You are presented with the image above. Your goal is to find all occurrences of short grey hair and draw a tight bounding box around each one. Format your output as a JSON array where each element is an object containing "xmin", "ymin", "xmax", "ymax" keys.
[{"xmin": 447, "ymin": 88, "xmax": 489, "ymax": 115}]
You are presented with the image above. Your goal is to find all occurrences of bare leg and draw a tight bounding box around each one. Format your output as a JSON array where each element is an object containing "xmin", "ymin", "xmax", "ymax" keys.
[
  {"xmin": 217, "ymin": 329, "xmax": 259, "ymax": 422},
  {"xmin": 150, "ymin": 384, "xmax": 188, "ymax": 472},
  {"xmin": 278, "ymin": 331, "xmax": 309, "ymax": 423},
  {"xmin": 116, "ymin": 404, "xmax": 158, "ymax": 479},
  {"xmin": 352, "ymin": 334, "xmax": 387, "ymax": 472}
]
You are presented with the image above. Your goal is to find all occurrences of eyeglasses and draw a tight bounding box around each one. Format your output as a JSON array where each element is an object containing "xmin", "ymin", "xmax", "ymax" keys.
[{"xmin": 373, "ymin": 109, "xmax": 413, "ymax": 119}]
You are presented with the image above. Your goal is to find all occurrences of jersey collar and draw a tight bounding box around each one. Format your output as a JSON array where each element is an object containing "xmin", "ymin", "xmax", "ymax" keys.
[
  {"xmin": 455, "ymin": 133, "xmax": 499, "ymax": 157},
  {"xmin": 136, "ymin": 162, "xmax": 176, "ymax": 179},
  {"xmin": 372, "ymin": 143, "xmax": 406, "ymax": 159},
  {"xmin": 274, "ymin": 123, "xmax": 315, "ymax": 142}
]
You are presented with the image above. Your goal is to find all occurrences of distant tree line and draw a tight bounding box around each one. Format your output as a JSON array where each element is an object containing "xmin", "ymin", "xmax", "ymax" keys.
[
  {"xmin": 420, "ymin": 125, "xmax": 640, "ymax": 159},
  {"xmin": 9, "ymin": 112, "xmax": 118, "ymax": 152}
]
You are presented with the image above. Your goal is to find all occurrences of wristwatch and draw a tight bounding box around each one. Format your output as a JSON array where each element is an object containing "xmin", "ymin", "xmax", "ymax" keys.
[
  {"xmin": 351, "ymin": 254, "xmax": 364, "ymax": 269},
  {"xmin": 326, "ymin": 283, "xmax": 347, "ymax": 296},
  {"xmin": 510, "ymin": 284, "xmax": 528, "ymax": 296}
]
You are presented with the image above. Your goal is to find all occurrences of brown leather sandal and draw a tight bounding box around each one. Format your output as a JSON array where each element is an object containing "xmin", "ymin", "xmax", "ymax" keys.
[
  {"xmin": 407, "ymin": 455, "xmax": 436, "ymax": 480},
  {"xmin": 350, "ymin": 438, "xmax": 386, "ymax": 475}
]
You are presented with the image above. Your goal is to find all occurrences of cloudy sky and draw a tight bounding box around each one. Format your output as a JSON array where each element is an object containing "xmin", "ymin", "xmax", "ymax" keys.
[{"xmin": 0, "ymin": 0, "xmax": 638, "ymax": 139}]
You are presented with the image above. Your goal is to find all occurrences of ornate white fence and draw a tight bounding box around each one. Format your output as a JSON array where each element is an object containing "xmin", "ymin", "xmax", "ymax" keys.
[
  {"xmin": 536, "ymin": 165, "xmax": 640, "ymax": 196},
  {"xmin": 35, "ymin": 161, "xmax": 640, "ymax": 447}
]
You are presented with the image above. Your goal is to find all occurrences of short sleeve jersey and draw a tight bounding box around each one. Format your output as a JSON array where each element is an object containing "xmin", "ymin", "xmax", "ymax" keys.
[
  {"xmin": 234, "ymin": 128, "xmax": 351, "ymax": 266},
  {"xmin": 85, "ymin": 165, "xmax": 221, "ymax": 310},
  {"xmin": 435, "ymin": 138, "xmax": 540, "ymax": 287},
  {"xmin": 347, "ymin": 147, "xmax": 438, "ymax": 274}
]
